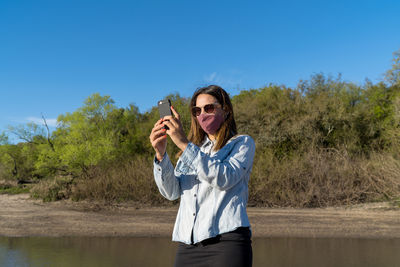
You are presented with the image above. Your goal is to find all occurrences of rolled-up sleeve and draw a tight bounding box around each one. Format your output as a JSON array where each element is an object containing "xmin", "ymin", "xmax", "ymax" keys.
[
  {"xmin": 177, "ymin": 136, "xmax": 256, "ymax": 191},
  {"xmin": 153, "ymin": 153, "xmax": 180, "ymax": 200}
]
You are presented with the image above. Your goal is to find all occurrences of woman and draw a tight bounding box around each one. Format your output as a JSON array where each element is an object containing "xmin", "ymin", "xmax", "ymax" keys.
[{"xmin": 149, "ymin": 85, "xmax": 255, "ymax": 267}]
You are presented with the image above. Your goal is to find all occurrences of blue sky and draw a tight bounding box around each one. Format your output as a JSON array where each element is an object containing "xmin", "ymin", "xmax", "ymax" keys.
[{"xmin": 1, "ymin": 0, "xmax": 400, "ymax": 135}]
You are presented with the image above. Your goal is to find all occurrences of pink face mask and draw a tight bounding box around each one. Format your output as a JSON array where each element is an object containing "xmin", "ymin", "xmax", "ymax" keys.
[{"xmin": 197, "ymin": 113, "xmax": 224, "ymax": 135}]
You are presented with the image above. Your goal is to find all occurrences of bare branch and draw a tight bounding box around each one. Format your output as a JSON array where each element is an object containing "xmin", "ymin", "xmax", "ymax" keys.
[{"xmin": 42, "ymin": 113, "xmax": 55, "ymax": 151}]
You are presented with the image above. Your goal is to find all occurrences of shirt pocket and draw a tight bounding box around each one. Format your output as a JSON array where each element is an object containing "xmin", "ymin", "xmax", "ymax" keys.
[
  {"xmin": 178, "ymin": 174, "xmax": 199, "ymax": 192},
  {"xmin": 175, "ymin": 159, "xmax": 195, "ymax": 175}
]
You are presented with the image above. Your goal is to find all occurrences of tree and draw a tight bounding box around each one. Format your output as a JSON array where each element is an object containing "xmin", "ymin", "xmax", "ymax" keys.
[
  {"xmin": 7, "ymin": 123, "xmax": 46, "ymax": 144},
  {"xmin": 385, "ymin": 49, "xmax": 400, "ymax": 86},
  {"xmin": 53, "ymin": 93, "xmax": 119, "ymax": 173},
  {"xmin": 0, "ymin": 132, "xmax": 8, "ymax": 145}
]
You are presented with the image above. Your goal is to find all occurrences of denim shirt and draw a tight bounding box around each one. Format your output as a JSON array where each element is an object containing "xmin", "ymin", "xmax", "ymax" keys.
[{"xmin": 153, "ymin": 134, "xmax": 256, "ymax": 245}]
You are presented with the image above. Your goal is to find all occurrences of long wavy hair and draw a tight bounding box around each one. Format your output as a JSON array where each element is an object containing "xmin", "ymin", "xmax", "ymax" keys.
[{"xmin": 187, "ymin": 85, "xmax": 237, "ymax": 151}]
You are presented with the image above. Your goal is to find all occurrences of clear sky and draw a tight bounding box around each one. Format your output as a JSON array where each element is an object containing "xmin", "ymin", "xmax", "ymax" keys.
[{"xmin": 1, "ymin": 0, "xmax": 400, "ymax": 133}]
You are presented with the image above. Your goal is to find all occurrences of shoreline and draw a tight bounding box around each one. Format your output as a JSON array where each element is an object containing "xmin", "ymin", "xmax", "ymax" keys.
[{"xmin": 1, "ymin": 194, "xmax": 399, "ymax": 239}]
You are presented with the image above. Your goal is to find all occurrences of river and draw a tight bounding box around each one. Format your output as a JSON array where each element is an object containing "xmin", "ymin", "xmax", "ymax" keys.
[{"xmin": 1, "ymin": 236, "xmax": 399, "ymax": 266}]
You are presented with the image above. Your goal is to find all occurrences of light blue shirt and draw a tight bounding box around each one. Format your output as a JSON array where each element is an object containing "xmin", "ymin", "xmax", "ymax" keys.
[{"xmin": 153, "ymin": 134, "xmax": 256, "ymax": 245}]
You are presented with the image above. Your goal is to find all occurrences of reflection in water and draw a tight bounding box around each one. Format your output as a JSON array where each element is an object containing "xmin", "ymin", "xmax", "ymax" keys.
[
  {"xmin": 252, "ymin": 237, "xmax": 400, "ymax": 267},
  {"xmin": 1, "ymin": 236, "xmax": 400, "ymax": 267},
  {"xmin": 0, "ymin": 237, "xmax": 176, "ymax": 267}
]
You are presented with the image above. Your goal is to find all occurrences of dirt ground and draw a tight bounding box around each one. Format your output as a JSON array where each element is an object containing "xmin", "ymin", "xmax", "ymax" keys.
[{"xmin": 1, "ymin": 194, "xmax": 399, "ymax": 238}]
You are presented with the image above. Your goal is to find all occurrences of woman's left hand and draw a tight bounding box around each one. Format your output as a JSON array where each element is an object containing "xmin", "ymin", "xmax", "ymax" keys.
[{"xmin": 162, "ymin": 106, "xmax": 189, "ymax": 152}]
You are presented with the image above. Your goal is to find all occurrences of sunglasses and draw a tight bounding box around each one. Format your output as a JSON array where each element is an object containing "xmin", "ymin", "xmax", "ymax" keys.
[{"xmin": 191, "ymin": 103, "xmax": 221, "ymax": 117}]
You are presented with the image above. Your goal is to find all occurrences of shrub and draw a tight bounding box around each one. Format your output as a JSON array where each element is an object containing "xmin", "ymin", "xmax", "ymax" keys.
[
  {"xmin": 71, "ymin": 157, "xmax": 171, "ymax": 205},
  {"xmin": 249, "ymin": 147, "xmax": 400, "ymax": 207},
  {"xmin": 31, "ymin": 176, "xmax": 74, "ymax": 202}
]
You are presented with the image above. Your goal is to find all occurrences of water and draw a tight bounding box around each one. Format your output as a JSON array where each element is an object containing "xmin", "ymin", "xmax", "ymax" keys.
[{"xmin": 1, "ymin": 236, "xmax": 399, "ymax": 267}]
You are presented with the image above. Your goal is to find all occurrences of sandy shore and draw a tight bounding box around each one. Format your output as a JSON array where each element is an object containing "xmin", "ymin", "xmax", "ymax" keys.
[{"xmin": 1, "ymin": 194, "xmax": 399, "ymax": 238}]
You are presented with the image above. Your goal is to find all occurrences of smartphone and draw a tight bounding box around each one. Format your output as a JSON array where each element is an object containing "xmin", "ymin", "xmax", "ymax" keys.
[{"xmin": 158, "ymin": 99, "xmax": 172, "ymax": 118}]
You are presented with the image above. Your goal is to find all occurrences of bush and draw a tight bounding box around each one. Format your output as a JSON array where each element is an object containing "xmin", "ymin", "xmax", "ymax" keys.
[
  {"xmin": 249, "ymin": 147, "xmax": 400, "ymax": 207},
  {"xmin": 31, "ymin": 176, "xmax": 74, "ymax": 202},
  {"xmin": 71, "ymin": 157, "xmax": 171, "ymax": 205}
]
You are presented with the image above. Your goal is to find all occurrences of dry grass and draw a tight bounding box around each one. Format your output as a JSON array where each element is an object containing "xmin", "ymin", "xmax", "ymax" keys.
[
  {"xmin": 71, "ymin": 157, "xmax": 170, "ymax": 205},
  {"xmin": 61, "ymin": 149, "xmax": 400, "ymax": 208},
  {"xmin": 31, "ymin": 175, "xmax": 74, "ymax": 201},
  {"xmin": 27, "ymin": 149, "xmax": 400, "ymax": 207},
  {"xmin": 249, "ymin": 148, "xmax": 400, "ymax": 207}
]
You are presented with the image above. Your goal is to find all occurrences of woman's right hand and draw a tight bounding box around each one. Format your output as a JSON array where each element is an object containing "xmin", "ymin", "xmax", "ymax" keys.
[{"xmin": 150, "ymin": 118, "xmax": 168, "ymax": 161}]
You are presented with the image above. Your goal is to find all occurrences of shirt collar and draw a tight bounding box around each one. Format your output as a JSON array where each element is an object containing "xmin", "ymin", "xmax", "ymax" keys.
[{"xmin": 202, "ymin": 135, "xmax": 215, "ymax": 148}]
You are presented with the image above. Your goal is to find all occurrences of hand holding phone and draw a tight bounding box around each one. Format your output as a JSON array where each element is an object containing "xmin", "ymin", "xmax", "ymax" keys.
[{"xmin": 155, "ymin": 100, "xmax": 189, "ymax": 152}]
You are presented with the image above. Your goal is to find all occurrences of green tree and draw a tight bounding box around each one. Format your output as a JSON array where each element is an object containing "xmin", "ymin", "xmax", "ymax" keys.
[
  {"xmin": 53, "ymin": 93, "xmax": 119, "ymax": 173},
  {"xmin": 7, "ymin": 123, "xmax": 46, "ymax": 144},
  {"xmin": 385, "ymin": 49, "xmax": 400, "ymax": 86}
]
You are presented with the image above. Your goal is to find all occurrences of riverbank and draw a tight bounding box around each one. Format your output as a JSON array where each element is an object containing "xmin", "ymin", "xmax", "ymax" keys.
[{"xmin": 1, "ymin": 194, "xmax": 399, "ymax": 238}]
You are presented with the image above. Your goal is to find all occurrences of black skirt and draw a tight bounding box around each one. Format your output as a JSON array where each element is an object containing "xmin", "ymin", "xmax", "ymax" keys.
[{"xmin": 174, "ymin": 227, "xmax": 252, "ymax": 267}]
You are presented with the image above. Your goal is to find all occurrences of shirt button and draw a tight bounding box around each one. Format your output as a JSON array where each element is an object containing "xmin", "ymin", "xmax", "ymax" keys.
[
  {"xmin": 194, "ymin": 194, "xmax": 197, "ymax": 197},
  {"xmin": 193, "ymin": 213, "xmax": 196, "ymax": 216}
]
